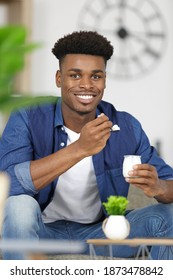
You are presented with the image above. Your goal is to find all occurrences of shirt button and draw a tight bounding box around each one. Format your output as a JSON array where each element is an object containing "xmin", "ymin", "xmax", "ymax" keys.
[
  {"xmin": 60, "ymin": 142, "xmax": 65, "ymax": 147},
  {"xmin": 61, "ymin": 127, "xmax": 64, "ymax": 131}
]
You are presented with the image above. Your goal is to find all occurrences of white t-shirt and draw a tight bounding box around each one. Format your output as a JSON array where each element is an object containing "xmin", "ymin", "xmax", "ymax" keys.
[{"xmin": 42, "ymin": 126, "xmax": 103, "ymax": 224}]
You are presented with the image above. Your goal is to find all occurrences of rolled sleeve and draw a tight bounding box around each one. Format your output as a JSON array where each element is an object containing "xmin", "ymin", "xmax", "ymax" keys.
[
  {"xmin": 0, "ymin": 109, "xmax": 38, "ymax": 196},
  {"xmin": 14, "ymin": 161, "xmax": 38, "ymax": 195}
]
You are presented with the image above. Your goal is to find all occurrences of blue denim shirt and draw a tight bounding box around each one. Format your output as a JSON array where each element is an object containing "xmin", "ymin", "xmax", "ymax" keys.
[{"xmin": 0, "ymin": 98, "xmax": 173, "ymax": 211}]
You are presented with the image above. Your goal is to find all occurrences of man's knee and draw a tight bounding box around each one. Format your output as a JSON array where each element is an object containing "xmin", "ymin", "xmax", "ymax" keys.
[
  {"xmin": 5, "ymin": 194, "xmax": 38, "ymax": 214},
  {"xmin": 3, "ymin": 195, "xmax": 40, "ymax": 230},
  {"xmin": 2, "ymin": 195, "xmax": 42, "ymax": 253}
]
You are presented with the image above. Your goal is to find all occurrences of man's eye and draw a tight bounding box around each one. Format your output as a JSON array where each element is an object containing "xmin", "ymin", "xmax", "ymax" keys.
[
  {"xmin": 70, "ymin": 74, "xmax": 80, "ymax": 78},
  {"xmin": 92, "ymin": 75, "xmax": 101, "ymax": 80}
]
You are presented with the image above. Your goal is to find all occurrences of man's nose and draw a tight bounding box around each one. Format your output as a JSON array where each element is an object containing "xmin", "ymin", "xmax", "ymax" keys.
[{"xmin": 79, "ymin": 76, "xmax": 93, "ymax": 89}]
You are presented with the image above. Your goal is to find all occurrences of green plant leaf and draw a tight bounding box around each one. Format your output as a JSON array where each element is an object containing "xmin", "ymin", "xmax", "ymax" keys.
[
  {"xmin": 0, "ymin": 25, "xmax": 26, "ymax": 46},
  {"xmin": 103, "ymin": 196, "xmax": 129, "ymax": 216},
  {"xmin": 0, "ymin": 95, "xmax": 58, "ymax": 113},
  {"xmin": 0, "ymin": 25, "xmax": 40, "ymax": 78},
  {"xmin": 0, "ymin": 25, "xmax": 43, "ymax": 113}
]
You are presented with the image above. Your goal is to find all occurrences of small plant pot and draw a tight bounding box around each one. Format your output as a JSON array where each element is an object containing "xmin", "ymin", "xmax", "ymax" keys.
[{"xmin": 102, "ymin": 215, "xmax": 130, "ymax": 240}]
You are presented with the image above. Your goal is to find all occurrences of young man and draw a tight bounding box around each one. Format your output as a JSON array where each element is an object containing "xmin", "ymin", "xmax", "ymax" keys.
[{"xmin": 1, "ymin": 31, "xmax": 173, "ymax": 260}]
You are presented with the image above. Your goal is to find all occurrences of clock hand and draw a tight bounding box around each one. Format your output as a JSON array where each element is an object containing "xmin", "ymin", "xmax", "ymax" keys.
[
  {"xmin": 124, "ymin": 31, "xmax": 161, "ymax": 58},
  {"xmin": 128, "ymin": 31, "xmax": 165, "ymax": 42},
  {"xmin": 145, "ymin": 47, "xmax": 160, "ymax": 58},
  {"xmin": 117, "ymin": 0, "xmax": 127, "ymax": 28}
]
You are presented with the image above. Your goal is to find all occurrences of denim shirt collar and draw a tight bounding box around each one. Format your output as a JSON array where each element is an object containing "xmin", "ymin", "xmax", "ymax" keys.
[{"xmin": 54, "ymin": 98, "xmax": 64, "ymax": 127}]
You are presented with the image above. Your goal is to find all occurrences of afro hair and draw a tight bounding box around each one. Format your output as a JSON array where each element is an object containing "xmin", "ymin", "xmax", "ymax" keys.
[{"xmin": 52, "ymin": 31, "xmax": 114, "ymax": 64}]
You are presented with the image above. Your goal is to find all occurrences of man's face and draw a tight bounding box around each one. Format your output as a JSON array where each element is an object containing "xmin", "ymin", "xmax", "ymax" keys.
[{"xmin": 56, "ymin": 54, "xmax": 106, "ymax": 116}]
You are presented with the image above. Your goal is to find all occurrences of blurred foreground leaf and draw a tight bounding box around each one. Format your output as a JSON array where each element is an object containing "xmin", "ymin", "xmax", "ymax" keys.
[
  {"xmin": 0, "ymin": 95, "xmax": 58, "ymax": 113},
  {"xmin": 0, "ymin": 25, "xmax": 53, "ymax": 113}
]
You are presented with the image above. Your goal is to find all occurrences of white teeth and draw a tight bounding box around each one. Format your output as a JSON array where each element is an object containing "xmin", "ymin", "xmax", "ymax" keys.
[{"xmin": 77, "ymin": 95, "xmax": 93, "ymax": 99}]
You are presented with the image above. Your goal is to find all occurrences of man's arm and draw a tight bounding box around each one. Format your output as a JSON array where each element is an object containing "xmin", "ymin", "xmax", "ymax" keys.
[
  {"xmin": 125, "ymin": 164, "xmax": 173, "ymax": 203},
  {"xmin": 154, "ymin": 179, "xmax": 173, "ymax": 203},
  {"xmin": 30, "ymin": 114, "xmax": 112, "ymax": 190}
]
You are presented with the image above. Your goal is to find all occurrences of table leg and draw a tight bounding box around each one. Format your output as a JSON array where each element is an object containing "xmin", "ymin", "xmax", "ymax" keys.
[{"xmin": 135, "ymin": 244, "xmax": 152, "ymax": 260}]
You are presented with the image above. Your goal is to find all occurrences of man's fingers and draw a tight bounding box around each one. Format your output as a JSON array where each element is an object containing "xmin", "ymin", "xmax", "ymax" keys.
[{"xmin": 133, "ymin": 164, "xmax": 155, "ymax": 171}]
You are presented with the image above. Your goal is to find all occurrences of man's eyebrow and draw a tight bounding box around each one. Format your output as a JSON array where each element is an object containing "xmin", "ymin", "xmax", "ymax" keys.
[
  {"xmin": 68, "ymin": 68, "xmax": 105, "ymax": 73},
  {"xmin": 92, "ymin": 69, "xmax": 105, "ymax": 73},
  {"xmin": 68, "ymin": 68, "xmax": 82, "ymax": 72}
]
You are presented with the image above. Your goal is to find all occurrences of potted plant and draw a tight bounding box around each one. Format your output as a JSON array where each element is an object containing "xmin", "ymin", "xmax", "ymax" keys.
[{"xmin": 102, "ymin": 195, "xmax": 130, "ymax": 240}]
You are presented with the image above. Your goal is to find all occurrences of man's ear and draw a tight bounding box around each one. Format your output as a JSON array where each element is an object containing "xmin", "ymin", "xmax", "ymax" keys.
[
  {"xmin": 104, "ymin": 72, "xmax": 106, "ymax": 89},
  {"xmin": 56, "ymin": 70, "xmax": 61, "ymax": 87}
]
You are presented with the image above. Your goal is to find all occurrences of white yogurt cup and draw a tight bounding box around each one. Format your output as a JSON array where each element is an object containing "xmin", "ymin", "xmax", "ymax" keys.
[{"xmin": 123, "ymin": 155, "xmax": 141, "ymax": 177}]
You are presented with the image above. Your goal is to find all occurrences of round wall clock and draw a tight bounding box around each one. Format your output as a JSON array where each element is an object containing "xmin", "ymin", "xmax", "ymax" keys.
[{"xmin": 78, "ymin": 0, "xmax": 167, "ymax": 80}]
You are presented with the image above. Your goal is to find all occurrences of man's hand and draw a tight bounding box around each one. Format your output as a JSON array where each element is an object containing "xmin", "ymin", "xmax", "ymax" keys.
[
  {"xmin": 125, "ymin": 164, "xmax": 165, "ymax": 198},
  {"xmin": 77, "ymin": 113, "xmax": 113, "ymax": 157}
]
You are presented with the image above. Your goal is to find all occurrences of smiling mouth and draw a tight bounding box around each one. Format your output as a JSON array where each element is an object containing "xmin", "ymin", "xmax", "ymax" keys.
[{"xmin": 76, "ymin": 95, "xmax": 94, "ymax": 100}]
